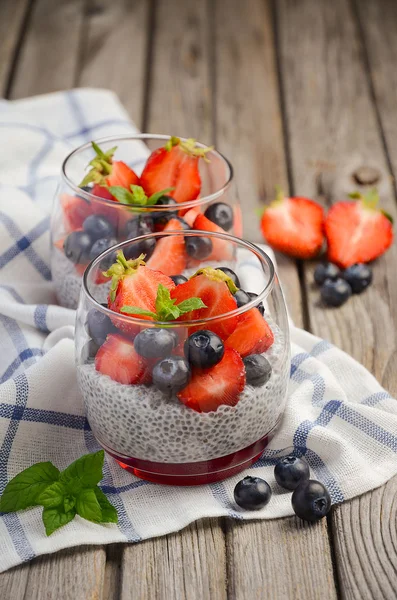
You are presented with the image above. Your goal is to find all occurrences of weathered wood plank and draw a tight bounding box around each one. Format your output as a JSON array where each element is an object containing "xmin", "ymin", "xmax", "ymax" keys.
[
  {"xmin": 77, "ymin": 0, "xmax": 150, "ymax": 127},
  {"xmin": 0, "ymin": 562, "xmax": 30, "ymax": 600},
  {"xmin": 0, "ymin": 0, "xmax": 31, "ymax": 96},
  {"xmin": 277, "ymin": 1, "xmax": 397, "ymax": 598},
  {"xmin": 9, "ymin": 0, "xmax": 85, "ymax": 98}
]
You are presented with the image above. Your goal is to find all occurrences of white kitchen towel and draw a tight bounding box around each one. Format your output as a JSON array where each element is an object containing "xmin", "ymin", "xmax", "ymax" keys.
[{"xmin": 1, "ymin": 89, "xmax": 397, "ymax": 573}]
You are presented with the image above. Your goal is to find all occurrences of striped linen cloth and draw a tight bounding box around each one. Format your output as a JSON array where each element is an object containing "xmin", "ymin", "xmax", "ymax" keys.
[{"xmin": 1, "ymin": 89, "xmax": 397, "ymax": 573}]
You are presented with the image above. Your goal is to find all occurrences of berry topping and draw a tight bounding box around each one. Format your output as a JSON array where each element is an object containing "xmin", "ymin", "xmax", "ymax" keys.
[
  {"xmin": 124, "ymin": 215, "xmax": 154, "ymax": 238},
  {"xmin": 83, "ymin": 214, "xmax": 115, "ymax": 240},
  {"xmin": 61, "ymin": 193, "xmax": 92, "ymax": 232},
  {"xmin": 313, "ymin": 262, "xmax": 340, "ymax": 286},
  {"xmin": 153, "ymin": 356, "xmax": 191, "ymax": 393},
  {"xmin": 121, "ymin": 282, "xmax": 205, "ymax": 321},
  {"xmin": 225, "ymin": 308, "xmax": 274, "ymax": 357},
  {"xmin": 134, "ymin": 328, "xmax": 178, "ymax": 359},
  {"xmin": 170, "ymin": 274, "xmax": 188, "ymax": 285},
  {"xmin": 243, "ymin": 354, "xmax": 272, "ymax": 387},
  {"xmin": 89, "ymin": 237, "xmax": 118, "ymax": 266},
  {"xmin": 234, "ymin": 476, "xmax": 272, "ymax": 510},
  {"xmin": 184, "ymin": 330, "xmax": 224, "ymax": 369},
  {"xmin": 184, "ymin": 236, "xmax": 213, "ymax": 260},
  {"xmin": 80, "ymin": 142, "xmax": 139, "ymax": 191},
  {"xmin": 234, "ymin": 289, "xmax": 251, "ymax": 308},
  {"xmin": 86, "ymin": 305, "xmax": 116, "ymax": 345},
  {"xmin": 321, "ymin": 278, "xmax": 352, "ymax": 307},
  {"xmin": 291, "ymin": 480, "xmax": 331, "ymax": 522},
  {"xmin": 146, "ymin": 218, "xmax": 187, "ymax": 275},
  {"xmin": 64, "ymin": 231, "xmax": 93, "ymax": 264},
  {"xmin": 95, "ymin": 334, "xmax": 151, "ymax": 385},
  {"xmin": 343, "ymin": 263, "xmax": 372, "ymax": 294},
  {"xmin": 193, "ymin": 213, "xmax": 234, "ymax": 261},
  {"xmin": 274, "ymin": 455, "xmax": 310, "ymax": 491},
  {"xmin": 177, "ymin": 347, "xmax": 245, "ymax": 412},
  {"xmin": 260, "ymin": 188, "xmax": 325, "ymax": 259},
  {"xmin": 152, "ymin": 196, "xmax": 178, "ymax": 230},
  {"xmin": 204, "ymin": 202, "xmax": 234, "ymax": 231},
  {"xmin": 215, "ymin": 267, "xmax": 240, "ymax": 287},
  {"xmin": 246, "ymin": 292, "xmax": 264, "ymax": 316}
]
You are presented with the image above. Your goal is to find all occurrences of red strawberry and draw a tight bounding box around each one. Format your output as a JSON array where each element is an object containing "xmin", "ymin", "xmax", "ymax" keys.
[
  {"xmin": 106, "ymin": 161, "xmax": 139, "ymax": 189},
  {"xmin": 193, "ymin": 213, "xmax": 234, "ymax": 261},
  {"xmin": 146, "ymin": 218, "xmax": 187, "ymax": 275},
  {"xmin": 260, "ymin": 189, "xmax": 325, "ymax": 259},
  {"xmin": 183, "ymin": 207, "xmax": 201, "ymax": 227},
  {"xmin": 95, "ymin": 334, "xmax": 151, "ymax": 385},
  {"xmin": 325, "ymin": 190, "xmax": 394, "ymax": 268},
  {"xmin": 61, "ymin": 193, "xmax": 92, "ymax": 232},
  {"xmin": 225, "ymin": 308, "xmax": 274, "ymax": 357},
  {"xmin": 80, "ymin": 142, "xmax": 139, "ymax": 194},
  {"xmin": 178, "ymin": 347, "xmax": 245, "ymax": 412},
  {"xmin": 92, "ymin": 184, "xmax": 114, "ymax": 200},
  {"xmin": 171, "ymin": 268, "xmax": 238, "ymax": 339},
  {"xmin": 140, "ymin": 137, "xmax": 211, "ymax": 204}
]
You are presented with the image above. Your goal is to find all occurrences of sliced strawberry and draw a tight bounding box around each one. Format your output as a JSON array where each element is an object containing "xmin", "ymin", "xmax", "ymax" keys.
[
  {"xmin": 95, "ymin": 334, "xmax": 151, "ymax": 385},
  {"xmin": 54, "ymin": 237, "xmax": 65, "ymax": 251},
  {"xmin": 183, "ymin": 207, "xmax": 201, "ymax": 227},
  {"xmin": 225, "ymin": 308, "xmax": 274, "ymax": 357},
  {"xmin": 106, "ymin": 161, "xmax": 140, "ymax": 189},
  {"xmin": 178, "ymin": 347, "xmax": 245, "ymax": 412},
  {"xmin": 80, "ymin": 142, "xmax": 139, "ymax": 194},
  {"xmin": 75, "ymin": 264, "xmax": 86, "ymax": 277},
  {"xmin": 146, "ymin": 218, "xmax": 187, "ymax": 275},
  {"xmin": 325, "ymin": 190, "xmax": 394, "ymax": 268},
  {"xmin": 61, "ymin": 193, "xmax": 92, "ymax": 232},
  {"xmin": 193, "ymin": 213, "xmax": 234, "ymax": 261},
  {"xmin": 170, "ymin": 269, "xmax": 238, "ymax": 339},
  {"xmin": 260, "ymin": 190, "xmax": 325, "ymax": 259}
]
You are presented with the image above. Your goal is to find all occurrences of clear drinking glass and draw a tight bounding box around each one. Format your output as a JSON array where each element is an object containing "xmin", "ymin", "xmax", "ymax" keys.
[
  {"xmin": 51, "ymin": 135, "xmax": 241, "ymax": 308},
  {"xmin": 75, "ymin": 231, "xmax": 290, "ymax": 485}
]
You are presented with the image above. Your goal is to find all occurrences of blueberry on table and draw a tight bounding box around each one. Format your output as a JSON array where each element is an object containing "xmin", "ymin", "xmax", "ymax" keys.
[
  {"xmin": 89, "ymin": 237, "xmax": 118, "ymax": 266},
  {"xmin": 314, "ymin": 262, "xmax": 340, "ymax": 286},
  {"xmin": 215, "ymin": 267, "xmax": 240, "ymax": 287},
  {"xmin": 246, "ymin": 292, "xmax": 265, "ymax": 315},
  {"xmin": 86, "ymin": 305, "xmax": 116, "ymax": 345},
  {"xmin": 152, "ymin": 196, "xmax": 178, "ymax": 227},
  {"xmin": 83, "ymin": 214, "xmax": 115, "ymax": 241},
  {"xmin": 274, "ymin": 455, "xmax": 310, "ymax": 491},
  {"xmin": 291, "ymin": 479, "xmax": 331, "ymax": 522},
  {"xmin": 243, "ymin": 354, "xmax": 272, "ymax": 387},
  {"xmin": 321, "ymin": 278, "xmax": 352, "ymax": 307},
  {"xmin": 204, "ymin": 202, "xmax": 234, "ymax": 231},
  {"xmin": 343, "ymin": 263, "xmax": 372, "ymax": 294},
  {"xmin": 64, "ymin": 231, "xmax": 93, "ymax": 264},
  {"xmin": 134, "ymin": 328, "xmax": 178, "ymax": 359},
  {"xmin": 185, "ymin": 236, "xmax": 213, "ymax": 260},
  {"xmin": 234, "ymin": 476, "xmax": 272, "ymax": 510},
  {"xmin": 152, "ymin": 356, "xmax": 191, "ymax": 393},
  {"xmin": 184, "ymin": 330, "xmax": 224, "ymax": 368},
  {"xmin": 234, "ymin": 289, "xmax": 251, "ymax": 308},
  {"xmin": 170, "ymin": 274, "xmax": 188, "ymax": 285}
]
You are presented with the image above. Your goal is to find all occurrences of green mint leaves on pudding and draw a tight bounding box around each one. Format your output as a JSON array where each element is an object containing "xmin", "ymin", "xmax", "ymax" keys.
[
  {"xmin": 108, "ymin": 184, "xmax": 175, "ymax": 207},
  {"xmin": 0, "ymin": 450, "xmax": 118, "ymax": 536},
  {"xmin": 121, "ymin": 283, "xmax": 206, "ymax": 321}
]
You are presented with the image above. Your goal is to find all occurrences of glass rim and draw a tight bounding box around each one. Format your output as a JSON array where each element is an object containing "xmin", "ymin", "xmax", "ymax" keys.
[
  {"xmin": 61, "ymin": 134, "xmax": 234, "ymax": 211},
  {"xmin": 82, "ymin": 230, "xmax": 276, "ymax": 328}
]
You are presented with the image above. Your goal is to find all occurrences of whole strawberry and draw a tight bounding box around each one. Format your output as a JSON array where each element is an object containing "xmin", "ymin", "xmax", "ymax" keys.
[
  {"xmin": 260, "ymin": 188, "xmax": 325, "ymax": 259},
  {"xmin": 325, "ymin": 189, "xmax": 393, "ymax": 268}
]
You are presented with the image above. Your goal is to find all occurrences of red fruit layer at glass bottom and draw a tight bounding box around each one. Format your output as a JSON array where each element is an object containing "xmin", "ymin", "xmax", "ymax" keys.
[{"xmin": 103, "ymin": 427, "xmax": 278, "ymax": 486}]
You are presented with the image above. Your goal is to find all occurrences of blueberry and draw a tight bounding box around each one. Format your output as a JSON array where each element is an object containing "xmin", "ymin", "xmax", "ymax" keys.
[
  {"xmin": 89, "ymin": 237, "xmax": 118, "ymax": 267},
  {"xmin": 83, "ymin": 215, "xmax": 115, "ymax": 240},
  {"xmin": 184, "ymin": 330, "xmax": 224, "ymax": 368},
  {"xmin": 81, "ymin": 339, "xmax": 100, "ymax": 364},
  {"xmin": 321, "ymin": 278, "xmax": 352, "ymax": 307},
  {"xmin": 185, "ymin": 236, "xmax": 213, "ymax": 260},
  {"xmin": 215, "ymin": 267, "xmax": 240, "ymax": 287},
  {"xmin": 170, "ymin": 274, "xmax": 188, "ymax": 285},
  {"xmin": 124, "ymin": 235, "xmax": 156, "ymax": 261},
  {"xmin": 243, "ymin": 354, "xmax": 272, "ymax": 387},
  {"xmin": 134, "ymin": 328, "xmax": 178, "ymax": 359},
  {"xmin": 246, "ymin": 292, "xmax": 264, "ymax": 316},
  {"xmin": 152, "ymin": 356, "xmax": 191, "ymax": 393},
  {"xmin": 274, "ymin": 455, "xmax": 310, "ymax": 491},
  {"xmin": 204, "ymin": 202, "xmax": 234, "ymax": 230},
  {"xmin": 291, "ymin": 479, "xmax": 331, "ymax": 522},
  {"xmin": 234, "ymin": 476, "xmax": 272, "ymax": 510},
  {"xmin": 234, "ymin": 289, "xmax": 251, "ymax": 308},
  {"xmin": 343, "ymin": 263, "xmax": 372, "ymax": 294},
  {"xmin": 152, "ymin": 196, "xmax": 178, "ymax": 227},
  {"xmin": 314, "ymin": 262, "xmax": 340, "ymax": 286},
  {"xmin": 64, "ymin": 231, "xmax": 93, "ymax": 264},
  {"xmin": 86, "ymin": 305, "xmax": 116, "ymax": 345},
  {"xmin": 124, "ymin": 215, "xmax": 154, "ymax": 239}
]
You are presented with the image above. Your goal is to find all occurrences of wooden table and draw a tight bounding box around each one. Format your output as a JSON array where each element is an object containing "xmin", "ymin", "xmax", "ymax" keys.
[{"xmin": 1, "ymin": 0, "xmax": 397, "ymax": 598}]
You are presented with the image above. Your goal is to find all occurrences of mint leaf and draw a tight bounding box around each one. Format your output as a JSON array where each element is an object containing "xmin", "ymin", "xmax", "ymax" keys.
[
  {"xmin": 155, "ymin": 284, "xmax": 172, "ymax": 313},
  {"xmin": 120, "ymin": 306, "xmax": 157, "ymax": 318},
  {"xmin": 0, "ymin": 462, "xmax": 60, "ymax": 513},
  {"xmin": 37, "ymin": 481, "xmax": 67, "ymax": 508},
  {"xmin": 176, "ymin": 297, "xmax": 206, "ymax": 315},
  {"xmin": 108, "ymin": 186, "xmax": 135, "ymax": 205},
  {"xmin": 121, "ymin": 284, "xmax": 206, "ymax": 321},
  {"xmin": 129, "ymin": 184, "xmax": 148, "ymax": 205},
  {"xmin": 60, "ymin": 450, "xmax": 104, "ymax": 494},
  {"xmin": 42, "ymin": 505, "xmax": 76, "ymax": 536},
  {"xmin": 76, "ymin": 489, "xmax": 103, "ymax": 523},
  {"xmin": 94, "ymin": 488, "xmax": 118, "ymax": 523},
  {"xmin": 64, "ymin": 496, "xmax": 76, "ymax": 513},
  {"xmin": 148, "ymin": 187, "xmax": 175, "ymax": 205}
]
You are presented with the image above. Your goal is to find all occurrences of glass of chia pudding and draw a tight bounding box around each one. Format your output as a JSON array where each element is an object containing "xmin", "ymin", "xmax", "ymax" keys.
[
  {"xmin": 75, "ymin": 230, "xmax": 290, "ymax": 485},
  {"xmin": 51, "ymin": 134, "xmax": 241, "ymax": 309}
]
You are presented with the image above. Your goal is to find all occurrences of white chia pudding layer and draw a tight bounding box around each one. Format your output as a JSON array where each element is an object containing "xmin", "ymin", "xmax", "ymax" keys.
[{"xmin": 77, "ymin": 321, "xmax": 289, "ymax": 463}]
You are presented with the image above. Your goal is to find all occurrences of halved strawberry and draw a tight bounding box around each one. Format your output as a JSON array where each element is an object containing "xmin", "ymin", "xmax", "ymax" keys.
[
  {"xmin": 61, "ymin": 193, "xmax": 92, "ymax": 232},
  {"xmin": 146, "ymin": 218, "xmax": 187, "ymax": 275},
  {"xmin": 80, "ymin": 142, "xmax": 139, "ymax": 194},
  {"xmin": 106, "ymin": 161, "xmax": 139, "ymax": 189},
  {"xmin": 140, "ymin": 137, "xmax": 211, "ymax": 204},
  {"xmin": 177, "ymin": 347, "xmax": 245, "ymax": 412},
  {"xmin": 183, "ymin": 207, "xmax": 201, "ymax": 227},
  {"xmin": 193, "ymin": 213, "xmax": 234, "ymax": 261},
  {"xmin": 170, "ymin": 268, "xmax": 238, "ymax": 339},
  {"xmin": 225, "ymin": 308, "xmax": 274, "ymax": 357},
  {"xmin": 95, "ymin": 334, "xmax": 151, "ymax": 385},
  {"xmin": 260, "ymin": 189, "xmax": 325, "ymax": 259},
  {"xmin": 92, "ymin": 184, "xmax": 114, "ymax": 200},
  {"xmin": 325, "ymin": 190, "xmax": 394, "ymax": 268}
]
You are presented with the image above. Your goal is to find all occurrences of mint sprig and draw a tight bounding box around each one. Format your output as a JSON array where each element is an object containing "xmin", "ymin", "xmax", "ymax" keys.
[
  {"xmin": 108, "ymin": 184, "xmax": 174, "ymax": 206},
  {"xmin": 121, "ymin": 283, "xmax": 206, "ymax": 321},
  {"xmin": 0, "ymin": 450, "xmax": 118, "ymax": 536}
]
